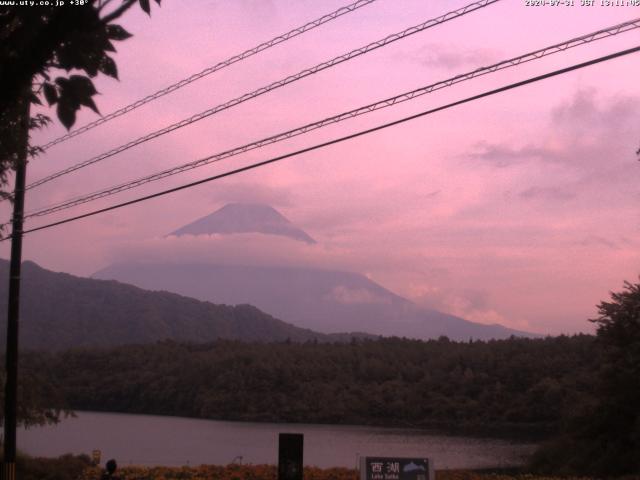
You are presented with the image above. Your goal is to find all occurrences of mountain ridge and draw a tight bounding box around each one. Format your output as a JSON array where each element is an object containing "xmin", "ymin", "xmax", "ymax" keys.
[
  {"xmin": 94, "ymin": 262, "xmax": 536, "ymax": 341},
  {"xmin": 0, "ymin": 259, "xmax": 369, "ymax": 351}
]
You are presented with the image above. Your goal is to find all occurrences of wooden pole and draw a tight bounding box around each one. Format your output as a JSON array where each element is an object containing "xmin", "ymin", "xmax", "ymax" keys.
[{"xmin": 2, "ymin": 93, "xmax": 30, "ymax": 480}]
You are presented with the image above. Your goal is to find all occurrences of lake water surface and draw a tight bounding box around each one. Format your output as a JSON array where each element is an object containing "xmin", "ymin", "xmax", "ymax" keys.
[{"xmin": 19, "ymin": 412, "xmax": 536, "ymax": 469}]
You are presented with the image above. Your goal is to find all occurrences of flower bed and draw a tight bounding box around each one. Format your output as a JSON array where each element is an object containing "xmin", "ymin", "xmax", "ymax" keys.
[{"xmin": 79, "ymin": 464, "xmax": 596, "ymax": 480}]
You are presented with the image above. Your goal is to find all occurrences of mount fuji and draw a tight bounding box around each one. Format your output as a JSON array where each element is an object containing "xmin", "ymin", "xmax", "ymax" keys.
[
  {"xmin": 168, "ymin": 202, "xmax": 316, "ymax": 244},
  {"xmin": 95, "ymin": 203, "xmax": 535, "ymax": 341}
]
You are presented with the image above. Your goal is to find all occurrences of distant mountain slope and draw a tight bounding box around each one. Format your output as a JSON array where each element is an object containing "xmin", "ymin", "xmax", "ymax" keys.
[
  {"xmin": 0, "ymin": 260, "xmax": 355, "ymax": 351},
  {"xmin": 168, "ymin": 203, "xmax": 316, "ymax": 244},
  {"xmin": 94, "ymin": 262, "xmax": 535, "ymax": 341}
]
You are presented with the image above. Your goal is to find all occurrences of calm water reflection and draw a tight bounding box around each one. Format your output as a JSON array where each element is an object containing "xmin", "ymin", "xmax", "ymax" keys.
[{"xmin": 19, "ymin": 412, "xmax": 536, "ymax": 469}]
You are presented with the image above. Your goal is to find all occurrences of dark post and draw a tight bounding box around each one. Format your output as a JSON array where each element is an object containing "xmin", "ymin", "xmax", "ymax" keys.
[
  {"xmin": 2, "ymin": 94, "xmax": 30, "ymax": 480},
  {"xmin": 278, "ymin": 433, "xmax": 304, "ymax": 480}
]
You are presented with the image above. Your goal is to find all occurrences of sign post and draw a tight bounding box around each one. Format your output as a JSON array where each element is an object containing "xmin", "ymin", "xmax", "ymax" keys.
[
  {"xmin": 278, "ymin": 433, "xmax": 303, "ymax": 480},
  {"xmin": 359, "ymin": 457, "xmax": 434, "ymax": 480}
]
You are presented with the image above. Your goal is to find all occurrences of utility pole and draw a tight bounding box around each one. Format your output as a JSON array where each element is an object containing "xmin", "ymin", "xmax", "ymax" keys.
[{"xmin": 2, "ymin": 92, "xmax": 30, "ymax": 480}]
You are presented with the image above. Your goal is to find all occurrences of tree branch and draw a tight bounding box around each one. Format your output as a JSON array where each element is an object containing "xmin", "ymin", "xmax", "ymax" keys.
[{"xmin": 100, "ymin": 0, "xmax": 137, "ymax": 24}]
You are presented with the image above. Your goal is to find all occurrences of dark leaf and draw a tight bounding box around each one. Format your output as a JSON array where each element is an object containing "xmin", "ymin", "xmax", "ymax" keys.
[
  {"xmin": 28, "ymin": 145, "xmax": 45, "ymax": 158},
  {"xmin": 79, "ymin": 95, "xmax": 100, "ymax": 115},
  {"xmin": 82, "ymin": 52, "xmax": 101, "ymax": 77},
  {"xmin": 154, "ymin": 0, "xmax": 161, "ymax": 4},
  {"xmin": 30, "ymin": 93, "xmax": 42, "ymax": 106},
  {"xmin": 29, "ymin": 114, "xmax": 52, "ymax": 131},
  {"xmin": 104, "ymin": 39, "xmax": 117, "ymax": 52},
  {"xmin": 55, "ymin": 36, "xmax": 85, "ymax": 71},
  {"xmin": 106, "ymin": 24, "xmax": 133, "ymax": 41},
  {"xmin": 57, "ymin": 100, "xmax": 77, "ymax": 130},
  {"xmin": 43, "ymin": 83, "xmax": 58, "ymax": 106},
  {"xmin": 139, "ymin": 0, "xmax": 150, "ymax": 15},
  {"xmin": 98, "ymin": 56, "xmax": 118, "ymax": 80},
  {"xmin": 56, "ymin": 75, "xmax": 101, "ymax": 121},
  {"xmin": 68, "ymin": 75, "xmax": 98, "ymax": 97},
  {"xmin": 55, "ymin": 29, "xmax": 104, "ymax": 76},
  {"xmin": 90, "ymin": 23, "xmax": 115, "ymax": 53}
]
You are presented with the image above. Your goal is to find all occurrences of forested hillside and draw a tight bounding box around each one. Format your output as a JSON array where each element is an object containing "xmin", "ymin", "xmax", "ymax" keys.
[
  {"xmin": 24, "ymin": 335, "xmax": 597, "ymax": 436},
  {"xmin": 0, "ymin": 260, "xmax": 362, "ymax": 349}
]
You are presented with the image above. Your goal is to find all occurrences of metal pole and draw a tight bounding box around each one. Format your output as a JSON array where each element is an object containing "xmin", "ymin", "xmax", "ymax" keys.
[{"xmin": 2, "ymin": 94, "xmax": 29, "ymax": 480}]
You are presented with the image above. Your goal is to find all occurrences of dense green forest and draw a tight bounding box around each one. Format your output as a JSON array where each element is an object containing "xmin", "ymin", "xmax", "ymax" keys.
[{"xmin": 22, "ymin": 335, "xmax": 597, "ymax": 436}]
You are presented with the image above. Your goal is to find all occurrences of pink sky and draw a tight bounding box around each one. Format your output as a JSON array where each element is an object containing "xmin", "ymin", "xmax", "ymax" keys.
[{"xmin": 2, "ymin": 0, "xmax": 639, "ymax": 335}]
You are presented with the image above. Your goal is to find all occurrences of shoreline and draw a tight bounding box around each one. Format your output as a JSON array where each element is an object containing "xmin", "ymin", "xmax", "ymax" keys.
[{"xmin": 63, "ymin": 408, "xmax": 548, "ymax": 443}]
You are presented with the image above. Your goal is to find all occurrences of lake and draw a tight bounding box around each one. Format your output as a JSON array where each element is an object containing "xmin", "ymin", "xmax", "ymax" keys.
[{"xmin": 19, "ymin": 411, "xmax": 537, "ymax": 469}]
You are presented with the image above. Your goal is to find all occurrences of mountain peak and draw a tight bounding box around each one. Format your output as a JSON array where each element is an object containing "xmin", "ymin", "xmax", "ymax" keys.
[{"xmin": 168, "ymin": 203, "xmax": 316, "ymax": 244}]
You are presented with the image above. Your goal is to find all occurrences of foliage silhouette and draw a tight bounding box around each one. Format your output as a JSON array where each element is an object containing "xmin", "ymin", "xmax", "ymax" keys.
[
  {"xmin": 0, "ymin": 0, "xmax": 160, "ymax": 199},
  {"xmin": 531, "ymin": 280, "xmax": 640, "ymax": 476},
  {"xmin": 0, "ymin": 0, "xmax": 160, "ymax": 428}
]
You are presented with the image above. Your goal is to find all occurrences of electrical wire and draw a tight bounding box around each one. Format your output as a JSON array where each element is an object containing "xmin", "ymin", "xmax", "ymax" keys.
[
  {"xmin": 22, "ymin": 17, "xmax": 640, "ymax": 221},
  {"xmin": 3, "ymin": 44, "xmax": 637, "ymax": 242},
  {"xmin": 24, "ymin": 0, "xmax": 501, "ymax": 191},
  {"xmin": 39, "ymin": 0, "xmax": 380, "ymax": 150}
]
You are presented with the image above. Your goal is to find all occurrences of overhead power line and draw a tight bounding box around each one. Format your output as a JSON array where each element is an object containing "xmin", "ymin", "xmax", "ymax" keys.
[
  {"xmin": 22, "ymin": 17, "xmax": 640, "ymax": 220},
  {"xmin": 25, "ymin": 0, "xmax": 501, "ymax": 192},
  {"xmin": 40, "ymin": 0, "xmax": 379, "ymax": 150},
  {"xmin": 4, "ymin": 45, "xmax": 637, "ymax": 242}
]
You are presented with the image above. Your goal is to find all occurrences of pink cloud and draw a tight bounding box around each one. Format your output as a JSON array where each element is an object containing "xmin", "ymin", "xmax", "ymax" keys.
[{"xmin": 2, "ymin": 0, "xmax": 639, "ymax": 336}]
